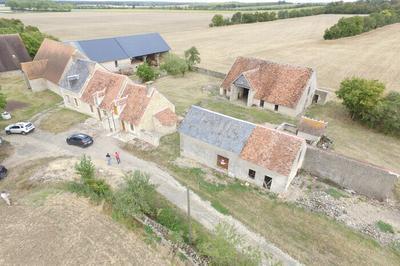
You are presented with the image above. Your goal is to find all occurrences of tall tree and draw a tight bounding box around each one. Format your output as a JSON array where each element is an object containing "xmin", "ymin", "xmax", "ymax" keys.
[{"xmin": 184, "ymin": 46, "xmax": 201, "ymax": 71}]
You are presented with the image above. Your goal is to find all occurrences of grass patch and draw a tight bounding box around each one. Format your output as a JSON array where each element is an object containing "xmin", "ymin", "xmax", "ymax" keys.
[
  {"xmin": 0, "ymin": 74, "xmax": 62, "ymax": 129},
  {"xmin": 376, "ymin": 220, "xmax": 395, "ymax": 234},
  {"xmin": 306, "ymin": 102, "xmax": 400, "ymax": 172},
  {"xmin": 211, "ymin": 200, "xmax": 230, "ymax": 215},
  {"xmin": 326, "ymin": 188, "xmax": 348, "ymax": 199},
  {"xmin": 123, "ymin": 132, "xmax": 400, "ymax": 266},
  {"xmin": 200, "ymin": 98, "xmax": 295, "ymax": 125},
  {"xmin": 39, "ymin": 108, "xmax": 88, "ymax": 133}
]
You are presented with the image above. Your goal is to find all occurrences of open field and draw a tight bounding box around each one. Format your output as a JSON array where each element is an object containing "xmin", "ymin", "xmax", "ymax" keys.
[
  {"xmin": 1, "ymin": 11, "xmax": 400, "ymax": 92},
  {"xmin": 0, "ymin": 73, "xmax": 62, "ymax": 129}
]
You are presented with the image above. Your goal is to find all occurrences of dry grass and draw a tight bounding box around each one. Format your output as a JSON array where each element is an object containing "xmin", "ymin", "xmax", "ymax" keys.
[
  {"xmin": 39, "ymin": 108, "xmax": 88, "ymax": 133},
  {"xmin": 0, "ymin": 74, "xmax": 62, "ymax": 129},
  {"xmin": 306, "ymin": 102, "xmax": 400, "ymax": 172},
  {"xmin": 0, "ymin": 140, "xmax": 13, "ymax": 163},
  {"xmin": 1, "ymin": 12, "xmax": 400, "ymax": 92}
]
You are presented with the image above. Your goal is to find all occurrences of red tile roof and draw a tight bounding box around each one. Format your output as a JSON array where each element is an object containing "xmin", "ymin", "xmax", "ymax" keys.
[
  {"xmin": 81, "ymin": 69, "xmax": 125, "ymax": 106},
  {"xmin": 298, "ymin": 116, "xmax": 327, "ymax": 136},
  {"xmin": 119, "ymin": 83, "xmax": 151, "ymax": 126},
  {"xmin": 154, "ymin": 108, "xmax": 177, "ymax": 126},
  {"xmin": 33, "ymin": 39, "xmax": 76, "ymax": 84},
  {"xmin": 21, "ymin": 59, "xmax": 48, "ymax": 80},
  {"xmin": 222, "ymin": 57, "xmax": 313, "ymax": 108},
  {"xmin": 240, "ymin": 126, "xmax": 304, "ymax": 176}
]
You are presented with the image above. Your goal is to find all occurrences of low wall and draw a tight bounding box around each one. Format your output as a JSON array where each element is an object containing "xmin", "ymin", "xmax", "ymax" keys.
[
  {"xmin": 192, "ymin": 66, "xmax": 226, "ymax": 79},
  {"xmin": 302, "ymin": 146, "xmax": 399, "ymax": 201}
]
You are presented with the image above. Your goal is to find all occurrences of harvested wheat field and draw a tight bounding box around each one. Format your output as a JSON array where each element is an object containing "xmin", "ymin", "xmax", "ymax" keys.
[{"xmin": 1, "ymin": 11, "xmax": 400, "ymax": 92}]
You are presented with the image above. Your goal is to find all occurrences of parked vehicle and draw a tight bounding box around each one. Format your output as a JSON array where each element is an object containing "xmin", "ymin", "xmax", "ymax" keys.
[
  {"xmin": 1, "ymin": 111, "xmax": 11, "ymax": 120},
  {"xmin": 66, "ymin": 133, "xmax": 93, "ymax": 148},
  {"xmin": 5, "ymin": 122, "xmax": 35, "ymax": 135},
  {"xmin": 0, "ymin": 165, "xmax": 8, "ymax": 180}
]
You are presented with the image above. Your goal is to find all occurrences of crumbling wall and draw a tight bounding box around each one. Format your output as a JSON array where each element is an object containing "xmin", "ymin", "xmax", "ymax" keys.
[
  {"xmin": 302, "ymin": 146, "xmax": 399, "ymax": 201},
  {"xmin": 192, "ymin": 66, "xmax": 226, "ymax": 79}
]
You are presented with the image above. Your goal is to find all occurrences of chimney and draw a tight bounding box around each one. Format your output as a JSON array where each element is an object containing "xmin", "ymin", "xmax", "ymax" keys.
[{"xmin": 145, "ymin": 81, "xmax": 155, "ymax": 97}]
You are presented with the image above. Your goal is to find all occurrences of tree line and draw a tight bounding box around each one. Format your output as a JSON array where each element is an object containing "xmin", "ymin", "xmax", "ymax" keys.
[
  {"xmin": 324, "ymin": 9, "xmax": 400, "ymax": 39},
  {"xmin": 0, "ymin": 18, "xmax": 58, "ymax": 57},
  {"xmin": 5, "ymin": 0, "xmax": 72, "ymax": 12},
  {"xmin": 209, "ymin": 0, "xmax": 400, "ymax": 27},
  {"xmin": 337, "ymin": 77, "xmax": 400, "ymax": 137}
]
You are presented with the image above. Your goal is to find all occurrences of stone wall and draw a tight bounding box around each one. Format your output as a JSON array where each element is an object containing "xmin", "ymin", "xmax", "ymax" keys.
[
  {"xmin": 192, "ymin": 66, "xmax": 226, "ymax": 79},
  {"xmin": 302, "ymin": 146, "xmax": 399, "ymax": 201}
]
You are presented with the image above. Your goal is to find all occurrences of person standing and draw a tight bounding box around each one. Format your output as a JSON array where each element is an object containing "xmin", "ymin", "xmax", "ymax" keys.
[
  {"xmin": 106, "ymin": 153, "xmax": 111, "ymax": 165},
  {"xmin": 114, "ymin": 151, "xmax": 121, "ymax": 164}
]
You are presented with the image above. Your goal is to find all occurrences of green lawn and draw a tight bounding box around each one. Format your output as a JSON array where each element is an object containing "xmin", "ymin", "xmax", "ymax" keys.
[
  {"xmin": 306, "ymin": 102, "xmax": 400, "ymax": 172},
  {"xmin": 0, "ymin": 74, "xmax": 62, "ymax": 129},
  {"xmin": 122, "ymin": 133, "xmax": 400, "ymax": 266},
  {"xmin": 39, "ymin": 108, "xmax": 88, "ymax": 133}
]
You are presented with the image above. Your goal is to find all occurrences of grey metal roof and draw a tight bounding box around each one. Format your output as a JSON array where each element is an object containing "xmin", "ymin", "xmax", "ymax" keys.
[
  {"xmin": 179, "ymin": 106, "xmax": 256, "ymax": 155},
  {"xmin": 66, "ymin": 33, "xmax": 170, "ymax": 63},
  {"xmin": 59, "ymin": 59, "xmax": 96, "ymax": 93}
]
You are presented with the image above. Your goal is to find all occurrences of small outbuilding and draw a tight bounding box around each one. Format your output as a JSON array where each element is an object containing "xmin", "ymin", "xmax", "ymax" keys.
[
  {"xmin": 220, "ymin": 57, "xmax": 318, "ymax": 117},
  {"xmin": 179, "ymin": 106, "xmax": 306, "ymax": 193},
  {"xmin": 0, "ymin": 34, "xmax": 31, "ymax": 73},
  {"xmin": 67, "ymin": 33, "xmax": 170, "ymax": 72}
]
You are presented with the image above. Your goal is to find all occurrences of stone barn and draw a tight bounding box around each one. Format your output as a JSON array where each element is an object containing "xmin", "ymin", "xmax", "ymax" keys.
[
  {"xmin": 67, "ymin": 33, "xmax": 170, "ymax": 73},
  {"xmin": 220, "ymin": 57, "xmax": 318, "ymax": 117},
  {"xmin": 179, "ymin": 106, "xmax": 306, "ymax": 193}
]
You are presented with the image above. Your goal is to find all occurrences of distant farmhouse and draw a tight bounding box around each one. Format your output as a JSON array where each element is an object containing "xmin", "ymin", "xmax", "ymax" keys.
[
  {"xmin": 220, "ymin": 57, "xmax": 327, "ymax": 117},
  {"xmin": 21, "ymin": 39, "xmax": 177, "ymax": 145},
  {"xmin": 0, "ymin": 34, "xmax": 31, "ymax": 73},
  {"xmin": 179, "ymin": 106, "xmax": 306, "ymax": 193},
  {"xmin": 66, "ymin": 33, "xmax": 170, "ymax": 73}
]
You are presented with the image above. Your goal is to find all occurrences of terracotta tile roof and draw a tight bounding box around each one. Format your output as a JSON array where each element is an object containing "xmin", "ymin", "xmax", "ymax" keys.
[
  {"xmin": 240, "ymin": 126, "xmax": 304, "ymax": 176},
  {"xmin": 0, "ymin": 34, "xmax": 31, "ymax": 72},
  {"xmin": 119, "ymin": 83, "xmax": 151, "ymax": 126},
  {"xmin": 298, "ymin": 116, "xmax": 327, "ymax": 136},
  {"xmin": 154, "ymin": 108, "xmax": 177, "ymax": 127},
  {"xmin": 32, "ymin": 39, "xmax": 76, "ymax": 84},
  {"xmin": 222, "ymin": 57, "xmax": 313, "ymax": 108},
  {"xmin": 81, "ymin": 69, "xmax": 125, "ymax": 106},
  {"xmin": 21, "ymin": 59, "xmax": 48, "ymax": 80}
]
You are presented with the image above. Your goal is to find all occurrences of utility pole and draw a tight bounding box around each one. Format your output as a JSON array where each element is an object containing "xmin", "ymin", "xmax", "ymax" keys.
[{"xmin": 187, "ymin": 185, "xmax": 192, "ymax": 244}]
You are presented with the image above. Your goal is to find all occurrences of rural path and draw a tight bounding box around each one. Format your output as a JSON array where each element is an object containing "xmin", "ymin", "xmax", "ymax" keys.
[{"xmin": 3, "ymin": 120, "xmax": 300, "ymax": 266}]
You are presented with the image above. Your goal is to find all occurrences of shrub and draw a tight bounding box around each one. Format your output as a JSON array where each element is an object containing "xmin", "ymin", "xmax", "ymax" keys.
[
  {"xmin": 376, "ymin": 220, "xmax": 395, "ymax": 234},
  {"xmin": 160, "ymin": 53, "xmax": 188, "ymax": 76},
  {"xmin": 336, "ymin": 77, "xmax": 385, "ymax": 123},
  {"xmin": 211, "ymin": 14, "xmax": 225, "ymax": 27},
  {"xmin": 0, "ymin": 88, "xmax": 7, "ymax": 111},
  {"xmin": 136, "ymin": 63, "xmax": 155, "ymax": 82},
  {"xmin": 113, "ymin": 171, "xmax": 157, "ymax": 218},
  {"xmin": 199, "ymin": 223, "xmax": 261, "ymax": 266},
  {"xmin": 75, "ymin": 155, "xmax": 95, "ymax": 181},
  {"xmin": 375, "ymin": 92, "xmax": 400, "ymax": 135}
]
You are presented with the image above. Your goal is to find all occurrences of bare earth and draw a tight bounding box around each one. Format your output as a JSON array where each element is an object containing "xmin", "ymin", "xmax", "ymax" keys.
[
  {"xmin": 1, "ymin": 11, "xmax": 400, "ymax": 92},
  {"xmin": 0, "ymin": 193, "xmax": 171, "ymax": 265}
]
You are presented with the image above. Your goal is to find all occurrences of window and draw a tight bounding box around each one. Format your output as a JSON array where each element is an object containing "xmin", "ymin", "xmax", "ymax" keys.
[
  {"xmin": 65, "ymin": 95, "xmax": 70, "ymax": 103},
  {"xmin": 260, "ymin": 100, "xmax": 264, "ymax": 108},
  {"xmin": 90, "ymin": 105, "xmax": 94, "ymax": 113},
  {"xmin": 263, "ymin": 176, "xmax": 272, "ymax": 190},
  {"xmin": 248, "ymin": 169, "xmax": 256, "ymax": 179},
  {"xmin": 130, "ymin": 123, "xmax": 134, "ymax": 131},
  {"xmin": 274, "ymin": 105, "xmax": 279, "ymax": 111},
  {"xmin": 103, "ymin": 110, "xmax": 107, "ymax": 116},
  {"xmin": 74, "ymin": 98, "xmax": 79, "ymax": 107},
  {"xmin": 114, "ymin": 60, "xmax": 118, "ymax": 67},
  {"xmin": 217, "ymin": 155, "xmax": 229, "ymax": 170}
]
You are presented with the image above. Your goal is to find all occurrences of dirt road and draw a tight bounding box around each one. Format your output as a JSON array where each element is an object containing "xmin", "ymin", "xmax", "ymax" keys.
[{"xmin": 2, "ymin": 119, "xmax": 299, "ymax": 265}]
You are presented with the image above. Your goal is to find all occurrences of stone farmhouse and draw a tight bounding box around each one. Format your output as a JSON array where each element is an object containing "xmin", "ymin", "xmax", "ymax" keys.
[
  {"xmin": 66, "ymin": 33, "xmax": 170, "ymax": 73},
  {"xmin": 179, "ymin": 106, "xmax": 306, "ymax": 193},
  {"xmin": 220, "ymin": 57, "xmax": 322, "ymax": 117},
  {"xmin": 0, "ymin": 34, "xmax": 31, "ymax": 73},
  {"xmin": 21, "ymin": 39, "xmax": 177, "ymax": 145}
]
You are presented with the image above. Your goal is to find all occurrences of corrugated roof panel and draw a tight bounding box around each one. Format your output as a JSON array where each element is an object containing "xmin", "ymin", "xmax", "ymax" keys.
[
  {"xmin": 115, "ymin": 33, "xmax": 170, "ymax": 58},
  {"xmin": 77, "ymin": 38, "xmax": 128, "ymax": 63},
  {"xmin": 179, "ymin": 106, "xmax": 256, "ymax": 155}
]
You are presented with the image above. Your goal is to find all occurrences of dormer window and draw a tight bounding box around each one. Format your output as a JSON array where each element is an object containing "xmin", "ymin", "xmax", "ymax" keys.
[{"xmin": 67, "ymin": 74, "xmax": 79, "ymax": 81}]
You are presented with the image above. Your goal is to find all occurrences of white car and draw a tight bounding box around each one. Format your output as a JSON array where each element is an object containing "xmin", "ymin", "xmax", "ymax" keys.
[{"xmin": 5, "ymin": 122, "xmax": 35, "ymax": 135}]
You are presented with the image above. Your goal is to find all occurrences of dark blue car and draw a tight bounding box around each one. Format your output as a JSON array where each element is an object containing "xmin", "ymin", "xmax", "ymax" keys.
[{"xmin": 66, "ymin": 133, "xmax": 93, "ymax": 148}]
